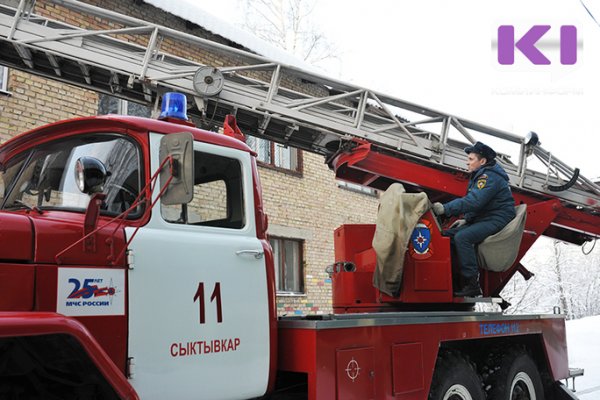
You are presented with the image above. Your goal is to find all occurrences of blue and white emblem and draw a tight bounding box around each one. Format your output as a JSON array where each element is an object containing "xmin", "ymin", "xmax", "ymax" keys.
[{"xmin": 410, "ymin": 222, "xmax": 432, "ymax": 259}]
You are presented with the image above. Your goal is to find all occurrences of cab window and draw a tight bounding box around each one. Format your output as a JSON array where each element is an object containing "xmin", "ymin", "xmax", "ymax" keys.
[
  {"xmin": 161, "ymin": 151, "xmax": 245, "ymax": 229},
  {"xmin": 0, "ymin": 153, "xmax": 28, "ymax": 206},
  {"xmin": 2, "ymin": 135, "xmax": 142, "ymax": 216}
]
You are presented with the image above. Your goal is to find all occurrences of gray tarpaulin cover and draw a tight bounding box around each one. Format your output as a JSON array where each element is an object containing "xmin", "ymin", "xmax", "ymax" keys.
[
  {"xmin": 372, "ymin": 183, "xmax": 430, "ymax": 296},
  {"xmin": 477, "ymin": 204, "xmax": 527, "ymax": 272}
]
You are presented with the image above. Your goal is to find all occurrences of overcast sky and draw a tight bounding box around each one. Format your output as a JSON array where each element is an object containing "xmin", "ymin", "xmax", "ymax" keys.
[{"xmin": 188, "ymin": 0, "xmax": 600, "ymax": 178}]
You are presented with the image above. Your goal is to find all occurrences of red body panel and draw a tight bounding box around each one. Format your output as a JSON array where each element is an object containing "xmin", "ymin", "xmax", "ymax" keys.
[
  {"xmin": 0, "ymin": 213, "xmax": 33, "ymax": 261},
  {"xmin": 0, "ymin": 312, "xmax": 138, "ymax": 400},
  {"xmin": 26, "ymin": 209, "xmax": 130, "ymax": 370},
  {"xmin": 0, "ymin": 264, "xmax": 35, "ymax": 310},
  {"xmin": 34, "ymin": 265, "xmax": 128, "ymax": 373},
  {"xmin": 0, "ymin": 212, "xmax": 130, "ymax": 370},
  {"xmin": 0, "ymin": 214, "xmax": 35, "ymax": 308},
  {"xmin": 332, "ymin": 213, "xmax": 453, "ymax": 310},
  {"xmin": 279, "ymin": 314, "xmax": 569, "ymax": 400},
  {"xmin": 332, "ymin": 224, "xmax": 378, "ymax": 308},
  {"xmin": 29, "ymin": 211, "xmax": 128, "ymax": 266}
]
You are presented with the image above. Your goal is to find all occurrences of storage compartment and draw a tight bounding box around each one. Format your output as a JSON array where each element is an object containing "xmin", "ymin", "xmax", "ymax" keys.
[{"xmin": 336, "ymin": 347, "xmax": 375, "ymax": 400}]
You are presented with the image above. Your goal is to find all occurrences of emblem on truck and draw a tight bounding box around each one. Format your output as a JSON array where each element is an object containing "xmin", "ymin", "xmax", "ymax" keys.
[
  {"xmin": 57, "ymin": 268, "xmax": 125, "ymax": 316},
  {"xmin": 410, "ymin": 220, "xmax": 433, "ymax": 260},
  {"xmin": 345, "ymin": 358, "xmax": 361, "ymax": 382},
  {"xmin": 67, "ymin": 279, "xmax": 117, "ymax": 299}
]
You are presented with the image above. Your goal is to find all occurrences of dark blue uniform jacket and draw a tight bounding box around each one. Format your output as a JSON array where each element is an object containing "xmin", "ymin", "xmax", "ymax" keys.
[{"xmin": 444, "ymin": 161, "xmax": 516, "ymax": 225}]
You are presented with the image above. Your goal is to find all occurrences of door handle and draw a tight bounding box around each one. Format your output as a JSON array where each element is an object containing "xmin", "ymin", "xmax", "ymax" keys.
[{"xmin": 236, "ymin": 249, "xmax": 264, "ymax": 259}]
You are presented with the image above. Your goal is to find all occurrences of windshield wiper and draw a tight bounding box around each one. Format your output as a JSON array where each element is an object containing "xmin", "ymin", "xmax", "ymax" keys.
[{"xmin": 7, "ymin": 200, "xmax": 44, "ymax": 214}]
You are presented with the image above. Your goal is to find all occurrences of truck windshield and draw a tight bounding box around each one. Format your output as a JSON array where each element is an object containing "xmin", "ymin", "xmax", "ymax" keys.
[{"xmin": 1, "ymin": 134, "xmax": 141, "ymax": 216}]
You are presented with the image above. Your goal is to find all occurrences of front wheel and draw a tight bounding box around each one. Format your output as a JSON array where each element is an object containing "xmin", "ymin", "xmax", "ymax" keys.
[
  {"xmin": 484, "ymin": 349, "xmax": 544, "ymax": 400},
  {"xmin": 429, "ymin": 351, "xmax": 485, "ymax": 400}
]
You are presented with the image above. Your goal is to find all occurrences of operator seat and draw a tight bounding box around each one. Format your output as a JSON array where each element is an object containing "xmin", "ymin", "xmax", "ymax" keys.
[{"xmin": 477, "ymin": 204, "xmax": 527, "ymax": 272}]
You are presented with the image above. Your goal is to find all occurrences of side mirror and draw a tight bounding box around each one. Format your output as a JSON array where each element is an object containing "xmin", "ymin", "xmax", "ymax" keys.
[
  {"xmin": 159, "ymin": 132, "xmax": 194, "ymax": 205},
  {"xmin": 75, "ymin": 157, "xmax": 109, "ymax": 194}
]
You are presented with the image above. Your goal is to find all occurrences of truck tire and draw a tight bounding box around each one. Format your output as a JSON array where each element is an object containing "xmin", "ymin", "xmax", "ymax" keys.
[
  {"xmin": 484, "ymin": 349, "xmax": 544, "ymax": 400},
  {"xmin": 429, "ymin": 351, "xmax": 485, "ymax": 400}
]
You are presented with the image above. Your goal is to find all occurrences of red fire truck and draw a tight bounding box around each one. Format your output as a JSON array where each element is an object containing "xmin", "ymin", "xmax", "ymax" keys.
[{"xmin": 1, "ymin": 1, "xmax": 598, "ymax": 399}]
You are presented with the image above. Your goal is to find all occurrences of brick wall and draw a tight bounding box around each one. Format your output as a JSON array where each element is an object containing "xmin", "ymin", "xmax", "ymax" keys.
[
  {"xmin": 260, "ymin": 152, "xmax": 379, "ymax": 315},
  {"xmin": 0, "ymin": 73, "xmax": 97, "ymax": 142},
  {"xmin": 0, "ymin": 0, "xmax": 380, "ymax": 315}
]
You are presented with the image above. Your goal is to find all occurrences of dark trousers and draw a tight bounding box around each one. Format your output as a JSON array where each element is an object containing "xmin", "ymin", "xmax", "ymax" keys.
[{"xmin": 443, "ymin": 219, "xmax": 507, "ymax": 279}]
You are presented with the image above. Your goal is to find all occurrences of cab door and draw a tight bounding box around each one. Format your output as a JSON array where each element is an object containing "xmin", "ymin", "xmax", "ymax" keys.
[{"xmin": 127, "ymin": 133, "xmax": 270, "ymax": 400}]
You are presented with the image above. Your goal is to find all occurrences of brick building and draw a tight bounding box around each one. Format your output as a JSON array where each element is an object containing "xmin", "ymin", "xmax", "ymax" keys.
[{"xmin": 0, "ymin": 0, "xmax": 380, "ymax": 315}]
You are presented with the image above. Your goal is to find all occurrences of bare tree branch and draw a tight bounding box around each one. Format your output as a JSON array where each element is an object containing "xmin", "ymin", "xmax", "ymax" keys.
[{"xmin": 240, "ymin": 0, "xmax": 339, "ymax": 67}]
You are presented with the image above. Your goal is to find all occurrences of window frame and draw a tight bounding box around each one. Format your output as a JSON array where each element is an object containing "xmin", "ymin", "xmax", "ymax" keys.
[
  {"xmin": 0, "ymin": 151, "xmax": 32, "ymax": 208},
  {"xmin": 0, "ymin": 66, "xmax": 9, "ymax": 94},
  {"xmin": 159, "ymin": 144, "xmax": 249, "ymax": 231},
  {"xmin": 271, "ymin": 236, "xmax": 305, "ymax": 295},
  {"xmin": 247, "ymin": 136, "xmax": 303, "ymax": 175},
  {"xmin": 98, "ymin": 94, "xmax": 152, "ymax": 118}
]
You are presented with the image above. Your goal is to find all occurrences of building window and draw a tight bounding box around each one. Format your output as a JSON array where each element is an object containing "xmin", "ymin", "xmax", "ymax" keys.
[
  {"xmin": 98, "ymin": 94, "xmax": 151, "ymax": 117},
  {"xmin": 337, "ymin": 180, "xmax": 378, "ymax": 196},
  {"xmin": 246, "ymin": 136, "xmax": 300, "ymax": 172},
  {"xmin": 0, "ymin": 67, "xmax": 9, "ymax": 93},
  {"xmin": 271, "ymin": 237, "xmax": 304, "ymax": 294}
]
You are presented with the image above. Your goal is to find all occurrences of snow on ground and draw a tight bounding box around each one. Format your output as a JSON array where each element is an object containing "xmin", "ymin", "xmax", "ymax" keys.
[{"xmin": 566, "ymin": 316, "xmax": 600, "ymax": 399}]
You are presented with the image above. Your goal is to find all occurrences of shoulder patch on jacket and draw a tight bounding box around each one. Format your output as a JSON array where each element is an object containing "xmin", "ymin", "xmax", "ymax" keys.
[{"xmin": 476, "ymin": 178, "xmax": 487, "ymax": 189}]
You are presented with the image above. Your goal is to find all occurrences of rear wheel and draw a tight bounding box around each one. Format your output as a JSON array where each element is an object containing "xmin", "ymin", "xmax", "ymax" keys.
[
  {"xmin": 429, "ymin": 351, "xmax": 485, "ymax": 400},
  {"xmin": 484, "ymin": 349, "xmax": 544, "ymax": 400}
]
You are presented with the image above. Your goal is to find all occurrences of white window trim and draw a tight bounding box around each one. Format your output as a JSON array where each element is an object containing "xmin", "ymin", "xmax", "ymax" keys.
[
  {"xmin": 275, "ymin": 290, "xmax": 306, "ymax": 297},
  {"xmin": 247, "ymin": 136, "xmax": 300, "ymax": 172},
  {"xmin": 0, "ymin": 66, "xmax": 10, "ymax": 94},
  {"xmin": 98, "ymin": 94, "xmax": 153, "ymax": 117},
  {"xmin": 271, "ymin": 236, "xmax": 305, "ymax": 295},
  {"xmin": 116, "ymin": 98, "xmax": 128, "ymax": 114}
]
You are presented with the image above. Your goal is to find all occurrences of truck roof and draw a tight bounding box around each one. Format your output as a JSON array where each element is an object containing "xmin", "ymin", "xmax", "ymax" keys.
[{"xmin": 0, "ymin": 115, "xmax": 253, "ymax": 165}]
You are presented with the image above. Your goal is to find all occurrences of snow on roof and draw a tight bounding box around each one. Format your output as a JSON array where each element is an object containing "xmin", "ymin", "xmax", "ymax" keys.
[{"xmin": 143, "ymin": 0, "xmax": 319, "ymax": 73}]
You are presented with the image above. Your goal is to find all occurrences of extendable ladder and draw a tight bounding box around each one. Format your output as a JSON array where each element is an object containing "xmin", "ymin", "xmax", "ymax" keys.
[{"xmin": 0, "ymin": 0, "xmax": 599, "ymax": 215}]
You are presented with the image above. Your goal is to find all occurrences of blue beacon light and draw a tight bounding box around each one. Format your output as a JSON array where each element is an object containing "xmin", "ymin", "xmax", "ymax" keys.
[{"xmin": 159, "ymin": 92, "xmax": 188, "ymax": 120}]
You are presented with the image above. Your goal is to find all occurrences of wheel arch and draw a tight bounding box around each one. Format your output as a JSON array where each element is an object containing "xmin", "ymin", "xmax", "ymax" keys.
[{"xmin": 0, "ymin": 312, "xmax": 138, "ymax": 399}]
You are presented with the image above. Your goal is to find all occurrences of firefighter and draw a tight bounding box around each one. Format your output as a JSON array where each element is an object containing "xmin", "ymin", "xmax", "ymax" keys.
[{"xmin": 431, "ymin": 142, "xmax": 516, "ymax": 297}]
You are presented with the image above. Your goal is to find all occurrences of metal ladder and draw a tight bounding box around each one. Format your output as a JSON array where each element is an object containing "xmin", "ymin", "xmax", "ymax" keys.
[{"xmin": 0, "ymin": 0, "xmax": 599, "ymax": 212}]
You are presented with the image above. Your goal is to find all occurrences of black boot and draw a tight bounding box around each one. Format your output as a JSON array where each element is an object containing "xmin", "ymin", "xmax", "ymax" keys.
[{"xmin": 454, "ymin": 276, "xmax": 482, "ymax": 297}]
